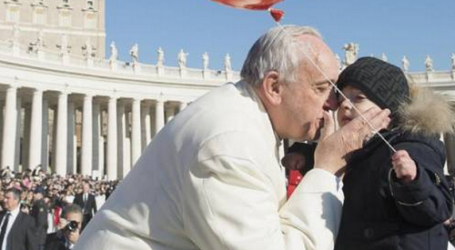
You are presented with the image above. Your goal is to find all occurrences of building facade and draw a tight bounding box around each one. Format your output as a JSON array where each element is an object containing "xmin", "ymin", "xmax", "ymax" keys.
[{"xmin": 1, "ymin": 0, "xmax": 105, "ymax": 58}]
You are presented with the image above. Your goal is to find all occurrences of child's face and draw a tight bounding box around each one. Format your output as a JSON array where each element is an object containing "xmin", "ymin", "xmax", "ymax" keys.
[{"xmin": 337, "ymin": 85, "xmax": 380, "ymax": 127}]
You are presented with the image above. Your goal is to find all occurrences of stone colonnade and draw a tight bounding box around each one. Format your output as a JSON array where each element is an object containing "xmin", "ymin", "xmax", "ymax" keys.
[{"xmin": 0, "ymin": 84, "xmax": 187, "ymax": 180}]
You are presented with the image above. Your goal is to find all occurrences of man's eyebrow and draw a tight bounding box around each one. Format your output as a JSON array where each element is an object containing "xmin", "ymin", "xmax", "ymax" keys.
[{"xmin": 313, "ymin": 80, "xmax": 335, "ymax": 86}]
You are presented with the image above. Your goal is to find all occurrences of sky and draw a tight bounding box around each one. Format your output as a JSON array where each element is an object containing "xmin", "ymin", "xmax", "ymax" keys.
[{"xmin": 105, "ymin": 0, "xmax": 455, "ymax": 73}]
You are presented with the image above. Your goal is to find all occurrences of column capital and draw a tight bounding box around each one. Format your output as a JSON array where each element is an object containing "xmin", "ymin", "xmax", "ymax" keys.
[
  {"xmin": 32, "ymin": 87, "xmax": 44, "ymax": 93},
  {"xmin": 58, "ymin": 90, "xmax": 71, "ymax": 96},
  {"xmin": 83, "ymin": 94, "xmax": 94, "ymax": 100},
  {"xmin": 6, "ymin": 84, "xmax": 19, "ymax": 90},
  {"xmin": 155, "ymin": 99, "xmax": 165, "ymax": 104}
]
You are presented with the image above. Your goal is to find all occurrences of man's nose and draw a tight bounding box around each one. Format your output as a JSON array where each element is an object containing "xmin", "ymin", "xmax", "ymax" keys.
[{"xmin": 323, "ymin": 89, "xmax": 338, "ymax": 111}]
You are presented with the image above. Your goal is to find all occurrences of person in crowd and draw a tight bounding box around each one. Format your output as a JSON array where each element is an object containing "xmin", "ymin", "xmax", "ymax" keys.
[
  {"xmin": 30, "ymin": 186, "xmax": 48, "ymax": 249},
  {"xmin": 1, "ymin": 167, "xmax": 12, "ymax": 179},
  {"xmin": 104, "ymin": 181, "xmax": 118, "ymax": 200},
  {"xmin": 283, "ymin": 57, "xmax": 454, "ymax": 250},
  {"xmin": 73, "ymin": 181, "xmax": 96, "ymax": 230},
  {"xmin": 22, "ymin": 175, "xmax": 32, "ymax": 190},
  {"xmin": 73, "ymin": 25, "xmax": 390, "ymax": 250},
  {"xmin": 0, "ymin": 188, "xmax": 38, "ymax": 250},
  {"xmin": 44, "ymin": 204, "xmax": 83, "ymax": 250}
]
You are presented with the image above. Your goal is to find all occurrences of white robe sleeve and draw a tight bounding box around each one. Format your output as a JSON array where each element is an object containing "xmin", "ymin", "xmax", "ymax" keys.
[{"xmin": 182, "ymin": 133, "xmax": 343, "ymax": 250}]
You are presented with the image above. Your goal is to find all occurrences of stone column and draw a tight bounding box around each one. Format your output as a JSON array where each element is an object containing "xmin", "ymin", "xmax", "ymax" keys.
[
  {"xmin": 107, "ymin": 97, "xmax": 118, "ymax": 180},
  {"xmin": 29, "ymin": 89, "xmax": 43, "ymax": 169},
  {"xmin": 155, "ymin": 100, "xmax": 165, "ymax": 134},
  {"xmin": 81, "ymin": 95, "xmax": 93, "ymax": 176},
  {"xmin": 67, "ymin": 101, "xmax": 76, "ymax": 174},
  {"xmin": 141, "ymin": 103, "xmax": 151, "ymax": 149},
  {"xmin": 41, "ymin": 100, "xmax": 49, "ymax": 171},
  {"xmin": 117, "ymin": 102, "xmax": 126, "ymax": 178},
  {"xmin": 2, "ymin": 86, "xmax": 17, "ymax": 169},
  {"xmin": 55, "ymin": 92, "xmax": 68, "ymax": 176},
  {"xmin": 165, "ymin": 105, "xmax": 175, "ymax": 123},
  {"xmin": 92, "ymin": 102, "xmax": 101, "ymax": 177},
  {"xmin": 0, "ymin": 102, "xmax": 3, "ymax": 166},
  {"xmin": 51, "ymin": 105, "xmax": 58, "ymax": 173},
  {"xmin": 131, "ymin": 99, "xmax": 142, "ymax": 165},
  {"xmin": 22, "ymin": 105, "xmax": 31, "ymax": 170},
  {"xmin": 14, "ymin": 97, "xmax": 22, "ymax": 171},
  {"xmin": 179, "ymin": 101, "xmax": 188, "ymax": 112},
  {"xmin": 98, "ymin": 134, "xmax": 105, "ymax": 179}
]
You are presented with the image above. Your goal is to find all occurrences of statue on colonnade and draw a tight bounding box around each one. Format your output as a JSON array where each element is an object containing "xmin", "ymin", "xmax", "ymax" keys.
[
  {"xmin": 381, "ymin": 53, "xmax": 388, "ymax": 62},
  {"xmin": 130, "ymin": 43, "xmax": 139, "ymax": 64},
  {"xmin": 202, "ymin": 52, "xmax": 209, "ymax": 70},
  {"xmin": 402, "ymin": 56, "xmax": 410, "ymax": 72},
  {"xmin": 109, "ymin": 41, "xmax": 118, "ymax": 63},
  {"xmin": 224, "ymin": 53, "xmax": 232, "ymax": 71},
  {"xmin": 343, "ymin": 42, "xmax": 359, "ymax": 66},
  {"xmin": 178, "ymin": 49, "xmax": 188, "ymax": 68},
  {"xmin": 157, "ymin": 47, "xmax": 164, "ymax": 67},
  {"xmin": 425, "ymin": 55, "xmax": 434, "ymax": 72}
]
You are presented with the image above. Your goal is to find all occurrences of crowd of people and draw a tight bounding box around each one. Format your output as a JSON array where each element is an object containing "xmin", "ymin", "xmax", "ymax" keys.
[{"xmin": 0, "ymin": 166, "xmax": 120, "ymax": 250}]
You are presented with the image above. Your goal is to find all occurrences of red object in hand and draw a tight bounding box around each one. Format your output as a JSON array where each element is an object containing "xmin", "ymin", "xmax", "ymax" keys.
[
  {"xmin": 287, "ymin": 170, "xmax": 303, "ymax": 198},
  {"xmin": 269, "ymin": 8, "xmax": 284, "ymax": 22},
  {"xmin": 210, "ymin": 0, "xmax": 283, "ymax": 10}
]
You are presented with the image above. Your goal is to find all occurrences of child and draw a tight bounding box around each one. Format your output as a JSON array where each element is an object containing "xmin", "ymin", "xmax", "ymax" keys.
[{"xmin": 285, "ymin": 57, "xmax": 454, "ymax": 250}]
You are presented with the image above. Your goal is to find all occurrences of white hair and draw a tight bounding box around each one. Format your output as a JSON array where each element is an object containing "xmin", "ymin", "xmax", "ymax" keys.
[{"xmin": 240, "ymin": 25, "xmax": 322, "ymax": 87}]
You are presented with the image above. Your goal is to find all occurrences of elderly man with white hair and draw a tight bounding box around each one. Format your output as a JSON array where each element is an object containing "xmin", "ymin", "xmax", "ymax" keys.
[{"xmin": 74, "ymin": 25, "xmax": 390, "ymax": 250}]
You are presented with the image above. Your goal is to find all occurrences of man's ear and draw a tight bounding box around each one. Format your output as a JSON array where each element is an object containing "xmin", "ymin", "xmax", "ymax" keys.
[{"xmin": 260, "ymin": 71, "xmax": 283, "ymax": 106}]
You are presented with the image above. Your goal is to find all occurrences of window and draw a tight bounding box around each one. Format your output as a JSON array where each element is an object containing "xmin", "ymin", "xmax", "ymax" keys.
[
  {"xmin": 6, "ymin": 5, "xmax": 20, "ymax": 22},
  {"xmin": 59, "ymin": 10, "xmax": 72, "ymax": 27},
  {"xmin": 84, "ymin": 12, "xmax": 97, "ymax": 29},
  {"xmin": 32, "ymin": 8, "xmax": 46, "ymax": 25}
]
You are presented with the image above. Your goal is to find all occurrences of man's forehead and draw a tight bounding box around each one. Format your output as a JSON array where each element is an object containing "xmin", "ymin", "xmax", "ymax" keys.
[{"xmin": 67, "ymin": 213, "xmax": 83, "ymax": 221}]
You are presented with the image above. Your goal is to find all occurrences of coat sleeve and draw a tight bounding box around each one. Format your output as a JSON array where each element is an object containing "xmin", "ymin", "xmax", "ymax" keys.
[
  {"xmin": 35, "ymin": 204, "xmax": 48, "ymax": 230},
  {"xmin": 389, "ymin": 140, "xmax": 453, "ymax": 227},
  {"xmin": 92, "ymin": 195, "xmax": 98, "ymax": 214},
  {"xmin": 26, "ymin": 216, "xmax": 39, "ymax": 250},
  {"xmin": 182, "ymin": 132, "xmax": 343, "ymax": 250}
]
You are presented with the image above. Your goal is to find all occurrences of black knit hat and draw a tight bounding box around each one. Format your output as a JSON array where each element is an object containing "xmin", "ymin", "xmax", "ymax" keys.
[{"xmin": 337, "ymin": 57, "xmax": 409, "ymax": 114}]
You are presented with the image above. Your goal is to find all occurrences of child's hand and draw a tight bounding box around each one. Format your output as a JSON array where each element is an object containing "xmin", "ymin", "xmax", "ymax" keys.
[{"xmin": 392, "ymin": 150, "xmax": 417, "ymax": 184}]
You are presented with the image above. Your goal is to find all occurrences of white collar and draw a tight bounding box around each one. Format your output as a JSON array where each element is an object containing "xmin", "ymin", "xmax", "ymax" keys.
[
  {"xmin": 8, "ymin": 205, "xmax": 20, "ymax": 218},
  {"xmin": 237, "ymin": 81, "xmax": 282, "ymax": 148}
]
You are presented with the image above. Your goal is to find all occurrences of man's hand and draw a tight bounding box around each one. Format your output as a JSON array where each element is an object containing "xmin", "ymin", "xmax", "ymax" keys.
[
  {"xmin": 392, "ymin": 150, "xmax": 417, "ymax": 184},
  {"xmin": 67, "ymin": 229, "xmax": 81, "ymax": 244},
  {"xmin": 314, "ymin": 107, "xmax": 391, "ymax": 176}
]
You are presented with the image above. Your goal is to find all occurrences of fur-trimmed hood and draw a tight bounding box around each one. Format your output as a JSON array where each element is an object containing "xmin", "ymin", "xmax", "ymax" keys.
[{"xmin": 397, "ymin": 85, "xmax": 455, "ymax": 137}]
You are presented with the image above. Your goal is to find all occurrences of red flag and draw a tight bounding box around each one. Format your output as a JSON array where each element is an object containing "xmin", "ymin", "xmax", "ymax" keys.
[{"xmin": 210, "ymin": 0, "xmax": 283, "ymax": 10}]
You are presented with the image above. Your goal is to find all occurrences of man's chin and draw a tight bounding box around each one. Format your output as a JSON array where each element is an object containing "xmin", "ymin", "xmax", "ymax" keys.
[{"xmin": 295, "ymin": 129, "xmax": 320, "ymax": 142}]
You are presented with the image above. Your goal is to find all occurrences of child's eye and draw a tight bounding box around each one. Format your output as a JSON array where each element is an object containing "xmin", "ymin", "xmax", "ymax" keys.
[{"xmin": 356, "ymin": 94, "xmax": 367, "ymax": 101}]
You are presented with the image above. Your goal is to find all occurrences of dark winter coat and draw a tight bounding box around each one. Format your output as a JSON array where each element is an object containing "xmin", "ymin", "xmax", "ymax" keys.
[
  {"xmin": 30, "ymin": 198, "xmax": 48, "ymax": 245},
  {"xmin": 334, "ymin": 86, "xmax": 455, "ymax": 250},
  {"xmin": 334, "ymin": 130, "xmax": 452, "ymax": 250}
]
